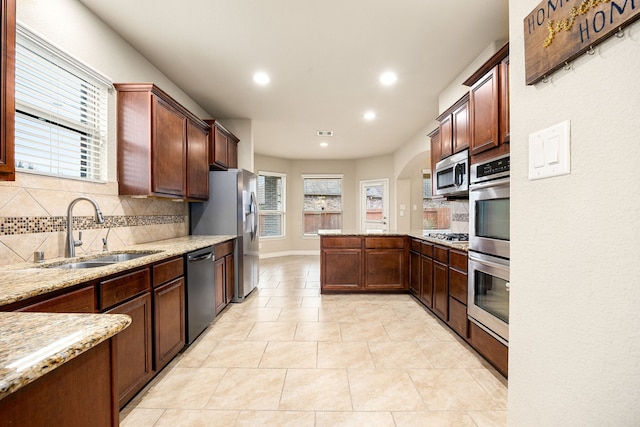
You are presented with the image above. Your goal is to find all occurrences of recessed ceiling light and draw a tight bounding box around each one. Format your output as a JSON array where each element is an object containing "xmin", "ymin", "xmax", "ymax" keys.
[
  {"xmin": 320, "ymin": 142, "xmax": 329, "ymax": 148},
  {"xmin": 379, "ymin": 71, "xmax": 397, "ymax": 86},
  {"xmin": 363, "ymin": 111, "xmax": 376, "ymax": 121},
  {"xmin": 253, "ymin": 71, "xmax": 270, "ymax": 86}
]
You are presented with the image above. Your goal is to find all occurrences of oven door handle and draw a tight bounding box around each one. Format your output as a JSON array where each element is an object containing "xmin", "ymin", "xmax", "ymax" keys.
[
  {"xmin": 468, "ymin": 252, "xmax": 509, "ymax": 269},
  {"xmin": 470, "ymin": 178, "xmax": 510, "ymax": 190}
]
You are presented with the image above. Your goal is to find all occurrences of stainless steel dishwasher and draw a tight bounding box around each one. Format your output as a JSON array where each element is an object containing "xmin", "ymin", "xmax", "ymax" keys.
[{"xmin": 185, "ymin": 246, "xmax": 216, "ymax": 345}]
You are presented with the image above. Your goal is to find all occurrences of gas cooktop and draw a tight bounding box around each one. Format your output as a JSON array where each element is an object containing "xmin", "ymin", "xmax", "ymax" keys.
[{"xmin": 425, "ymin": 232, "xmax": 469, "ymax": 242}]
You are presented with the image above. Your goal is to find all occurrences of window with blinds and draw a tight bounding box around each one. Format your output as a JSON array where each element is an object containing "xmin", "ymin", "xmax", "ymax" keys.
[{"xmin": 14, "ymin": 25, "xmax": 110, "ymax": 182}]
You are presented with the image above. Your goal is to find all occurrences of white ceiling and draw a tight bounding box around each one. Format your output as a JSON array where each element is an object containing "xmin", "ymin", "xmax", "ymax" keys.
[{"xmin": 78, "ymin": 0, "xmax": 509, "ymax": 160}]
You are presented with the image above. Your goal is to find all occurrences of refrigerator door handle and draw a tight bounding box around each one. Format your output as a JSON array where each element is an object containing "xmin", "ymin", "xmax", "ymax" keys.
[{"xmin": 250, "ymin": 191, "xmax": 258, "ymax": 240}]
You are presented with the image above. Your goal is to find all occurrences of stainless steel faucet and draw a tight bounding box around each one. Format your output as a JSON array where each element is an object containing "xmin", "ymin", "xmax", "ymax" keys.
[{"xmin": 66, "ymin": 197, "xmax": 105, "ymax": 258}]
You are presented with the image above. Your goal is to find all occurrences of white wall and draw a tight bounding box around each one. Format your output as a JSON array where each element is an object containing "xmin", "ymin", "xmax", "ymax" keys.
[{"xmin": 508, "ymin": 1, "xmax": 640, "ymax": 425}]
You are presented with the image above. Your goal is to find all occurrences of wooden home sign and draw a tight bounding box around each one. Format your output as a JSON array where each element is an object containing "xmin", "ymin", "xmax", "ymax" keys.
[{"xmin": 524, "ymin": 0, "xmax": 640, "ymax": 84}]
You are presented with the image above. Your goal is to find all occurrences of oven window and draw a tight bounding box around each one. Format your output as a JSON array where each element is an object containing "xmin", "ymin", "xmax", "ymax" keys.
[
  {"xmin": 473, "ymin": 270, "xmax": 509, "ymax": 323},
  {"xmin": 475, "ymin": 198, "xmax": 509, "ymax": 241}
]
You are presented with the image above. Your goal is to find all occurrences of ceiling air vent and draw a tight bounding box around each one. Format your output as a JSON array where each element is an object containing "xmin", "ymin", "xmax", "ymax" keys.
[{"xmin": 317, "ymin": 131, "xmax": 334, "ymax": 137}]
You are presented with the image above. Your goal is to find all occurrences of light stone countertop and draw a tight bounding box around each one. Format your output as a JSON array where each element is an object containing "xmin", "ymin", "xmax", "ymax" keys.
[
  {"xmin": 0, "ymin": 311, "xmax": 131, "ymax": 400},
  {"xmin": 0, "ymin": 235, "xmax": 236, "ymax": 308},
  {"xmin": 318, "ymin": 230, "xmax": 469, "ymax": 252}
]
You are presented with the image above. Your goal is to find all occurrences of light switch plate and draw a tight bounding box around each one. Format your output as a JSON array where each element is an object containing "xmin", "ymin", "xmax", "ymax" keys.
[{"xmin": 528, "ymin": 120, "xmax": 571, "ymax": 180}]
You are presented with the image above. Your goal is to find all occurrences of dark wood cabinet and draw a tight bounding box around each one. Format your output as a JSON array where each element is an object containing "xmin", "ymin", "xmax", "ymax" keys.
[
  {"xmin": 321, "ymin": 235, "xmax": 408, "ymax": 292},
  {"xmin": 421, "ymin": 244, "xmax": 434, "ymax": 307},
  {"xmin": 206, "ymin": 120, "xmax": 240, "ymax": 170},
  {"xmin": 16, "ymin": 285, "xmax": 96, "ymax": 313},
  {"xmin": 152, "ymin": 257, "xmax": 185, "ymax": 370},
  {"xmin": 437, "ymin": 94, "xmax": 470, "ymax": 159},
  {"xmin": 186, "ymin": 119, "xmax": 210, "ymax": 200},
  {"xmin": 432, "ymin": 260, "xmax": 448, "ymax": 320},
  {"xmin": 106, "ymin": 291, "xmax": 153, "ymax": 408},
  {"xmin": 409, "ymin": 240, "xmax": 421, "ymax": 296},
  {"xmin": 469, "ymin": 321, "xmax": 508, "ymax": 377},
  {"xmin": 115, "ymin": 83, "xmax": 211, "ymax": 200},
  {"xmin": 214, "ymin": 239, "xmax": 235, "ymax": 314},
  {"xmin": 447, "ymin": 249, "xmax": 468, "ymax": 338},
  {"xmin": 464, "ymin": 43, "xmax": 509, "ymax": 162},
  {"xmin": 99, "ymin": 266, "xmax": 153, "ymax": 408},
  {"xmin": 0, "ymin": 0, "xmax": 15, "ymax": 181}
]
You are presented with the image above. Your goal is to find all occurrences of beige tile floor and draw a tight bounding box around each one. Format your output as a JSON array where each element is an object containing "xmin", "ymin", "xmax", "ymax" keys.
[{"xmin": 120, "ymin": 255, "xmax": 508, "ymax": 426}]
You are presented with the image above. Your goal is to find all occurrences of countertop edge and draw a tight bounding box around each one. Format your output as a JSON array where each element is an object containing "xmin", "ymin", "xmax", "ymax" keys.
[{"xmin": 0, "ymin": 312, "xmax": 131, "ymax": 401}]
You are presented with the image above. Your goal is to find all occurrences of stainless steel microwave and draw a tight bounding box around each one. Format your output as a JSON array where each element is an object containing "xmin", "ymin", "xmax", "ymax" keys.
[{"xmin": 434, "ymin": 149, "xmax": 469, "ymax": 197}]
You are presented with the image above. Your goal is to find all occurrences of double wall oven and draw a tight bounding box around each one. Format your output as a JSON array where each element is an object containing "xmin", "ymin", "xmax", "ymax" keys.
[{"xmin": 468, "ymin": 153, "xmax": 510, "ymax": 346}]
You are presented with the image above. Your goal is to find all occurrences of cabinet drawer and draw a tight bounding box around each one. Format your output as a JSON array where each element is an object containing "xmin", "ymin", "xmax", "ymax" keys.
[
  {"xmin": 153, "ymin": 257, "xmax": 183, "ymax": 287},
  {"xmin": 100, "ymin": 269, "xmax": 151, "ymax": 310},
  {"xmin": 410, "ymin": 239, "xmax": 421, "ymax": 253},
  {"xmin": 421, "ymin": 242, "xmax": 433, "ymax": 258},
  {"xmin": 215, "ymin": 240, "xmax": 234, "ymax": 258},
  {"xmin": 449, "ymin": 268, "xmax": 468, "ymax": 304},
  {"xmin": 449, "ymin": 250, "xmax": 467, "ymax": 272},
  {"xmin": 433, "ymin": 245, "xmax": 449, "ymax": 263},
  {"xmin": 18, "ymin": 285, "xmax": 96, "ymax": 313},
  {"xmin": 365, "ymin": 237, "xmax": 404, "ymax": 249},
  {"xmin": 322, "ymin": 237, "xmax": 361, "ymax": 248},
  {"xmin": 448, "ymin": 297, "xmax": 468, "ymax": 338}
]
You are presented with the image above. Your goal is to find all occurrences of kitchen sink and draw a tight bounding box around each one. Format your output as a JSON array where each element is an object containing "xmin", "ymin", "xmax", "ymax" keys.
[{"xmin": 41, "ymin": 251, "xmax": 160, "ymax": 269}]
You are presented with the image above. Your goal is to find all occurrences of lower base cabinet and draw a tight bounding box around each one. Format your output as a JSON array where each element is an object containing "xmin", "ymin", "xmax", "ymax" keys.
[
  {"xmin": 106, "ymin": 292, "xmax": 153, "ymax": 408},
  {"xmin": 0, "ymin": 339, "xmax": 118, "ymax": 427},
  {"xmin": 469, "ymin": 321, "xmax": 509, "ymax": 377},
  {"xmin": 214, "ymin": 240, "xmax": 235, "ymax": 314},
  {"xmin": 153, "ymin": 278, "xmax": 185, "ymax": 370}
]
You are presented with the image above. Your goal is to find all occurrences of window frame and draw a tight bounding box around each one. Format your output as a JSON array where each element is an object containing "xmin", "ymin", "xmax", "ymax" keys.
[
  {"xmin": 302, "ymin": 174, "xmax": 343, "ymax": 237},
  {"xmin": 13, "ymin": 23, "xmax": 111, "ymax": 183},
  {"xmin": 257, "ymin": 171, "xmax": 286, "ymax": 239}
]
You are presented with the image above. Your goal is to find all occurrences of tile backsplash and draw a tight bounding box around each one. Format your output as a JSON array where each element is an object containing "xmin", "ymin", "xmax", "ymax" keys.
[{"xmin": 0, "ymin": 174, "xmax": 188, "ymax": 267}]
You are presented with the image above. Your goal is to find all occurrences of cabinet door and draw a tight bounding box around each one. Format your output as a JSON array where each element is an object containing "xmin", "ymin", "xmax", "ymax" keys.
[
  {"xmin": 106, "ymin": 292, "xmax": 153, "ymax": 408},
  {"xmin": 409, "ymin": 250, "xmax": 421, "ymax": 296},
  {"xmin": 225, "ymin": 253, "xmax": 235, "ymax": 304},
  {"xmin": 154, "ymin": 277, "xmax": 185, "ymax": 370},
  {"xmin": 212, "ymin": 126, "xmax": 229, "ymax": 169},
  {"xmin": 228, "ymin": 137, "xmax": 238, "ymax": 169},
  {"xmin": 152, "ymin": 96, "xmax": 186, "ymax": 197},
  {"xmin": 432, "ymin": 261, "xmax": 448, "ymax": 320},
  {"xmin": 429, "ymin": 131, "xmax": 440, "ymax": 197},
  {"xmin": 365, "ymin": 249, "xmax": 405, "ymax": 291},
  {"xmin": 186, "ymin": 120, "xmax": 209, "ymax": 200},
  {"xmin": 469, "ymin": 65, "xmax": 499, "ymax": 155},
  {"xmin": 321, "ymin": 249, "xmax": 362, "ymax": 291},
  {"xmin": 452, "ymin": 101, "xmax": 469, "ymax": 153},
  {"xmin": 214, "ymin": 256, "xmax": 226, "ymax": 314},
  {"xmin": 438, "ymin": 114, "xmax": 453, "ymax": 159},
  {"xmin": 421, "ymin": 255, "xmax": 433, "ymax": 307},
  {"xmin": 0, "ymin": 0, "xmax": 15, "ymax": 181},
  {"xmin": 500, "ymin": 56, "xmax": 510, "ymax": 144}
]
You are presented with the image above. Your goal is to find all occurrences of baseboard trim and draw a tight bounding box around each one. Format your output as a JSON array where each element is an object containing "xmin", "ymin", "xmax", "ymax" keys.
[{"xmin": 259, "ymin": 250, "xmax": 320, "ymax": 259}]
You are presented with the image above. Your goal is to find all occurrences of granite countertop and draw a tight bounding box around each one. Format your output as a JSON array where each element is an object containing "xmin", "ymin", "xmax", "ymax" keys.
[
  {"xmin": 0, "ymin": 311, "xmax": 131, "ymax": 400},
  {"xmin": 0, "ymin": 235, "xmax": 235, "ymax": 308},
  {"xmin": 318, "ymin": 230, "xmax": 469, "ymax": 252}
]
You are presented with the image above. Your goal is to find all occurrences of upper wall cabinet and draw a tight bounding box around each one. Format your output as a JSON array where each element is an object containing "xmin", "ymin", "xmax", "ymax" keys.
[
  {"xmin": 0, "ymin": 0, "xmax": 15, "ymax": 181},
  {"xmin": 205, "ymin": 119, "xmax": 239, "ymax": 170},
  {"xmin": 115, "ymin": 83, "xmax": 210, "ymax": 201},
  {"xmin": 464, "ymin": 43, "xmax": 509, "ymax": 162},
  {"xmin": 436, "ymin": 93, "xmax": 469, "ymax": 160}
]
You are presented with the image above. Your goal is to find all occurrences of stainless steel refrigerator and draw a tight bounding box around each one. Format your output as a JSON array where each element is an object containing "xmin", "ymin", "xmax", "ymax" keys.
[{"xmin": 190, "ymin": 169, "xmax": 259, "ymax": 302}]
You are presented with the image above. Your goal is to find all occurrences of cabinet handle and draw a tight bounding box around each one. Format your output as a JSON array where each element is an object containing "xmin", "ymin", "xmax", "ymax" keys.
[{"xmin": 505, "ymin": 282, "xmax": 510, "ymax": 292}]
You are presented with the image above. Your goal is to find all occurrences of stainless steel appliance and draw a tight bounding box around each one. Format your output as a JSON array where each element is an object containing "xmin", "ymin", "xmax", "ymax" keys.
[
  {"xmin": 434, "ymin": 149, "xmax": 469, "ymax": 197},
  {"xmin": 185, "ymin": 246, "xmax": 216, "ymax": 344},
  {"xmin": 468, "ymin": 153, "xmax": 510, "ymax": 345},
  {"xmin": 190, "ymin": 169, "xmax": 259, "ymax": 302}
]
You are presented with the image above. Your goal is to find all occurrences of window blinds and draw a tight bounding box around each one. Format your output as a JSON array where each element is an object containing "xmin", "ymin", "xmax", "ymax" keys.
[{"xmin": 14, "ymin": 25, "xmax": 110, "ymax": 181}]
